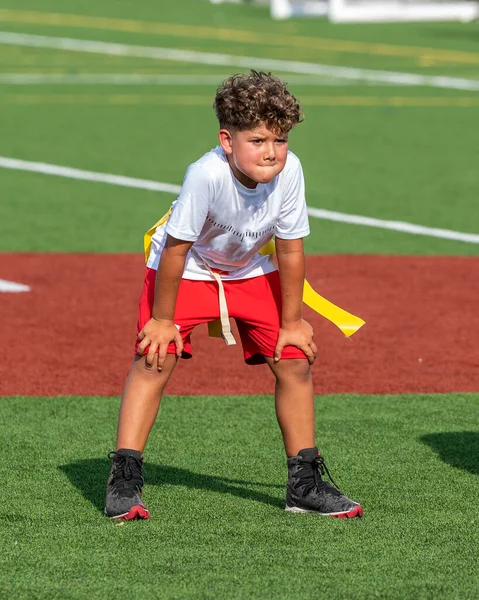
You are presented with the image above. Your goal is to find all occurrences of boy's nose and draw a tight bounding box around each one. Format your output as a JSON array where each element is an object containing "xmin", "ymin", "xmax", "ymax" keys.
[{"xmin": 264, "ymin": 143, "xmax": 276, "ymax": 160}]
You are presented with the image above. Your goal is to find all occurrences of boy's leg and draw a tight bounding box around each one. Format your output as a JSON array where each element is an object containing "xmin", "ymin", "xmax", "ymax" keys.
[
  {"xmin": 264, "ymin": 356, "xmax": 315, "ymax": 458},
  {"xmin": 105, "ymin": 354, "xmax": 177, "ymax": 521},
  {"xmin": 116, "ymin": 353, "xmax": 178, "ymax": 453},
  {"xmin": 106, "ymin": 272, "xmax": 219, "ymax": 520},
  {"xmin": 227, "ymin": 273, "xmax": 362, "ymax": 517},
  {"xmin": 266, "ymin": 356, "xmax": 362, "ymax": 518}
]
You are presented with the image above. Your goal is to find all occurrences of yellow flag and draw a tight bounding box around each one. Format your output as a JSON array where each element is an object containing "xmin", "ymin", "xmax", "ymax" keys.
[
  {"xmin": 302, "ymin": 280, "xmax": 365, "ymax": 337},
  {"xmin": 143, "ymin": 207, "xmax": 173, "ymax": 263}
]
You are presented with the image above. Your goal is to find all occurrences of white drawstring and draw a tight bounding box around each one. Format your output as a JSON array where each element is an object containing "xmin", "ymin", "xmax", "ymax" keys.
[{"xmin": 191, "ymin": 249, "xmax": 236, "ymax": 346}]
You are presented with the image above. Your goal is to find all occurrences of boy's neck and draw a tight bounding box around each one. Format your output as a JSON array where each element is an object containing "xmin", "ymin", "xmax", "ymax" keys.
[{"xmin": 225, "ymin": 154, "xmax": 258, "ymax": 189}]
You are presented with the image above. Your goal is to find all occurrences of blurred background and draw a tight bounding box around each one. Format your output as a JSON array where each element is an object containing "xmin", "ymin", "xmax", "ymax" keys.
[{"xmin": 0, "ymin": 0, "xmax": 478, "ymax": 256}]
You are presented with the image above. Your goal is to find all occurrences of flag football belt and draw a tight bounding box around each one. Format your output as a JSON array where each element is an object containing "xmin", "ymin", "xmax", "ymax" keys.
[{"xmin": 144, "ymin": 210, "xmax": 365, "ymax": 344}]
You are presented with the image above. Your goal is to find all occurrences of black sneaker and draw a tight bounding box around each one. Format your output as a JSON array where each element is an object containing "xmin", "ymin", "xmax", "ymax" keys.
[
  {"xmin": 104, "ymin": 449, "xmax": 150, "ymax": 520},
  {"xmin": 286, "ymin": 447, "xmax": 362, "ymax": 518}
]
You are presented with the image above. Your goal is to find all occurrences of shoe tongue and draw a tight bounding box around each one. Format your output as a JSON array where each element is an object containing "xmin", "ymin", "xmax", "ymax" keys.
[
  {"xmin": 116, "ymin": 448, "xmax": 143, "ymax": 460},
  {"xmin": 298, "ymin": 447, "xmax": 319, "ymax": 462}
]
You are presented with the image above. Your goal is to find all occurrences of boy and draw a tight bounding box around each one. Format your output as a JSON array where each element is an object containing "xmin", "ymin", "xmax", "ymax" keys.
[{"xmin": 105, "ymin": 71, "xmax": 362, "ymax": 520}]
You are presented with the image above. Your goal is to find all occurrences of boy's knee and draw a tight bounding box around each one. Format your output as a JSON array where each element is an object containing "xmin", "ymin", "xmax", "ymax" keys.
[{"xmin": 275, "ymin": 358, "xmax": 311, "ymax": 383}]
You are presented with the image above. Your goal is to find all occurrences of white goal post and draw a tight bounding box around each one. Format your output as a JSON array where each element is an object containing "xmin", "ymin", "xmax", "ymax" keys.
[
  {"xmin": 209, "ymin": 0, "xmax": 479, "ymax": 22},
  {"xmin": 269, "ymin": 0, "xmax": 479, "ymax": 22},
  {"xmin": 327, "ymin": 0, "xmax": 479, "ymax": 22}
]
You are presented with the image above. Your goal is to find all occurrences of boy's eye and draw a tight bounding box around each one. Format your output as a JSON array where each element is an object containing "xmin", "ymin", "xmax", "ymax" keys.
[{"xmin": 250, "ymin": 138, "xmax": 287, "ymax": 145}]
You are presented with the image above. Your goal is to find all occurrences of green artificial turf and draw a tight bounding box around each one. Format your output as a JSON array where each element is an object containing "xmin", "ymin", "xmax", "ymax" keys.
[
  {"xmin": 0, "ymin": 0, "xmax": 478, "ymax": 255},
  {"xmin": 1, "ymin": 394, "xmax": 478, "ymax": 599},
  {"xmin": 1, "ymin": 95, "xmax": 478, "ymax": 255},
  {"xmin": 3, "ymin": 0, "xmax": 479, "ymax": 71}
]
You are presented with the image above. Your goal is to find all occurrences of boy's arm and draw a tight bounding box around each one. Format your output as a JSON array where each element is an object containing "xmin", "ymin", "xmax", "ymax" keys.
[
  {"xmin": 153, "ymin": 235, "xmax": 193, "ymax": 321},
  {"xmin": 274, "ymin": 237, "xmax": 317, "ymax": 364},
  {"xmin": 137, "ymin": 234, "xmax": 193, "ymax": 370}
]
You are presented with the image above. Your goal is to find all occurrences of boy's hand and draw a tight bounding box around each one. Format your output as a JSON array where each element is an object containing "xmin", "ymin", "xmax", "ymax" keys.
[
  {"xmin": 137, "ymin": 318, "xmax": 183, "ymax": 371},
  {"xmin": 274, "ymin": 319, "xmax": 317, "ymax": 365}
]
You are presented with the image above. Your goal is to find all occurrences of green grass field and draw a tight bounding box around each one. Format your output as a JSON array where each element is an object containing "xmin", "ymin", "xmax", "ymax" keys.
[
  {"xmin": 2, "ymin": 395, "xmax": 479, "ymax": 599},
  {"xmin": 1, "ymin": 0, "xmax": 479, "ymax": 598}
]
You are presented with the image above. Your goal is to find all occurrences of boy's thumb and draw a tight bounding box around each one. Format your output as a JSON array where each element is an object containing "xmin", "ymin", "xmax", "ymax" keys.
[{"xmin": 274, "ymin": 345, "xmax": 282, "ymax": 363}]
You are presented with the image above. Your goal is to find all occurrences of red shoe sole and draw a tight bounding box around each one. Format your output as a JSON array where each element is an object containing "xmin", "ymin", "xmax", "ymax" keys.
[
  {"xmin": 117, "ymin": 505, "xmax": 150, "ymax": 520},
  {"xmin": 330, "ymin": 505, "xmax": 363, "ymax": 519}
]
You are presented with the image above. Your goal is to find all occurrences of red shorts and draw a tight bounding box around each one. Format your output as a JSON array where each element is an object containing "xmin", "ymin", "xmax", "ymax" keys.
[{"xmin": 136, "ymin": 268, "xmax": 307, "ymax": 365}]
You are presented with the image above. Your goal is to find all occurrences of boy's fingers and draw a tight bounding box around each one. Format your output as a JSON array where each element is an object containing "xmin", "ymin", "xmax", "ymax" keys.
[
  {"xmin": 274, "ymin": 342, "xmax": 284, "ymax": 362},
  {"xmin": 157, "ymin": 345, "xmax": 168, "ymax": 372},
  {"xmin": 137, "ymin": 329, "xmax": 145, "ymax": 342},
  {"xmin": 146, "ymin": 343, "xmax": 158, "ymax": 368},
  {"xmin": 136, "ymin": 338, "xmax": 149, "ymax": 356},
  {"xmin": 175, "ymin": 333, "xmax": 184, "ymax": 357},
  {"xmin": 302, "ymin": 345, "xmax": 315, "ymax": 365},
  {"xmin": 310, "ymin": 341, "xmax": 318, "ymax": 355}
]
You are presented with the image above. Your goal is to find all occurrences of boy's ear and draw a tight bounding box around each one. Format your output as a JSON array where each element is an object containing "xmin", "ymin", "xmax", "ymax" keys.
[{"xmin": 218, "ymin": 129, "xmax": 234, "ymax": 155}]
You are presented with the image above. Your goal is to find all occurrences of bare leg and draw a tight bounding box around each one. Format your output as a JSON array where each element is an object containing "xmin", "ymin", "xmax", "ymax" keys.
[
  {"xmin": 116, "ymin": 354, "xmax": 177, "ymax": 452},
  {"xmin": 265, "ymin": 357, "xmax": 315, "ymax": 457}
]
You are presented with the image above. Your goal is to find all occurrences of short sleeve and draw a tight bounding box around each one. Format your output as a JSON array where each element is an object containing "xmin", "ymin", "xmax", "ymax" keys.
[
  {"xmin": 165, "ymin": 164, "xmax": 211, "ymax": 242},
  {"xmin": 275, "ymin": 155, "xmax": 310, "ymax": 240}
]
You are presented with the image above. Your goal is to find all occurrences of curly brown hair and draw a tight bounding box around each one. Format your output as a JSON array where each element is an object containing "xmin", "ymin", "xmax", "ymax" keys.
[{"xmin": 213, "ymin": 70, "xmax": 303, "ymax": 135}]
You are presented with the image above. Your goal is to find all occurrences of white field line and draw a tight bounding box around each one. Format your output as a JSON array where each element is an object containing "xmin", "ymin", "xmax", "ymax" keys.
[
  {"xmin": 0, "ymin": 156, "xmax": 181, "ymax": 195},
  {"xmin": 307, "ymin": 207, "xmax": 479, "ymax": 243},
  {"xmin": 0, "ymin": 73, "xmax": 357, "ymax": 86},
  {"xmin": 0, "ymin": 279, "xmax": 31, "ymax": 292},
  {"xmin": 1, "ymin": 32, "xmax": 479, "ymax": 92},
  {"xmin": 1, "ymin": 156, "xmax": 478, "ymax": 245}
]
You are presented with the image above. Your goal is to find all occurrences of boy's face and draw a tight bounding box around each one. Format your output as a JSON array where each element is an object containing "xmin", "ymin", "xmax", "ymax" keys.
[{"xmin": 219, "ymin": 125, "xmax": 289, "ymax": 189}]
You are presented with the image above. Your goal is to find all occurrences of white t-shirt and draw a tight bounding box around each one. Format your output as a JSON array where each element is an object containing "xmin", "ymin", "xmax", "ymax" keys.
[{"xmin": 147, "ymin": 146, "xmax": 310, "ymax": 281}]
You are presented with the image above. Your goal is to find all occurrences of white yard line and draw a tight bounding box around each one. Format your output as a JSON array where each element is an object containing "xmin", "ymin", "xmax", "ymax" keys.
[
  {"xmin": 0, "ymin": 73, "xmax": 356, "ymax": 86},
  {"xmin": 1, "ymin": 32, "xmax": 479, "ymax": 92},
  {"xmin": 1, "ymin": 155, "xmax": 478, "ymax": 244},
  {"xmin": 307, "ymin": 207, "xmax": 479, "ymax": 244},
  {"xmin": 0, "ymin": 156, "xmax": 181, "ymax": 195},
  {"xmin": 0, "ymin": 279, "xmax": 31, "ymax": 292}
]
